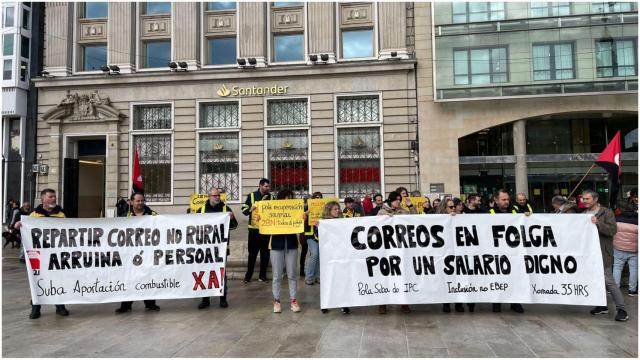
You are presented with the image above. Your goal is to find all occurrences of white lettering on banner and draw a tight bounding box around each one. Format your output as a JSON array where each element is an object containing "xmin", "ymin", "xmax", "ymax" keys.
[
  {"xmin": 318, "ymin": 214, "xmax": 606, "ymax": 309},
  {"xmin": 20, "ymin": 213, "xmax": 230, "ymax": 305}
]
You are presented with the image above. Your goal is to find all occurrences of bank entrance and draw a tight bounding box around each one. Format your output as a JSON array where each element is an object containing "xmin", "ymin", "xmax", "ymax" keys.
[{"xmin": 63, "ymin": 137, "xmax": 106, "ymax": 218}]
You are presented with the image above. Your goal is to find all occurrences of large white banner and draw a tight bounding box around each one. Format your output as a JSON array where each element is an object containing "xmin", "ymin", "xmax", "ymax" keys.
[
  {"xmin": 20, "ymin": 213, "xmax": 229, "ymax": 305},
  {"xmin": 319, "ymin": 214, "xmax": 606, "ymax": 308}
]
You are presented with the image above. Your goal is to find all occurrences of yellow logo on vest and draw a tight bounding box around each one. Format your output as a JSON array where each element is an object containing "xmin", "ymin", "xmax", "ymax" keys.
[{"xmin": 216, "ymin": 84, "xmax": 289, "ymax": 97}]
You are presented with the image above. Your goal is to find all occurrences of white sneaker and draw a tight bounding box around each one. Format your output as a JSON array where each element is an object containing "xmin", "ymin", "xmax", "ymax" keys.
[
  {"xmin": 291, "ymin": 299, "xmax": 301, "ymax": 313},
  {"xmin": 273, "ymin": 300, "xmax": 282, "ymax": 313}
]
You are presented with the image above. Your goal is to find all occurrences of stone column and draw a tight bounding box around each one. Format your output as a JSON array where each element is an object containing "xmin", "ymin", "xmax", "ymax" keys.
[
  {"xmin": 378, "ymin": 2, "xmax": 408, "ymax": 60},
  {"xmin": 513, "ymin": 120, "xmax": 528, "ymax": 196},
  {"xmin": 307, "ymin": 2, "xmax": 336, "ymax": 63},
  {"xmin": 44, "ymin": 3, "xmax": 73, "ymax": 76},
  {"xmin": 108, "ymin": 2, "xmax": 135, "ymax": 73},
  {"xmin": 105, "ymin": 121, "xmax": 119, "ymax": 217},
  {"xmin": 173, "ymin": 2, "xmax": 200, "ymax": 70},
  {"xmin": 46, "ymin": 119, "xmax": 63, "ymax": 192},
  {"xmin": 238, "ymin": 2, "xmax": 267, "ymax": 67}
]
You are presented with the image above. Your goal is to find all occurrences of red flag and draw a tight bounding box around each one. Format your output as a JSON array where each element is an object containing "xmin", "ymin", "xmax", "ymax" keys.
[
  {"xmin": 595, "ymin": 131, "xmax": 621, "ymax": 208},
  {"xmin": 132, "ymin": 146, "xmax": 144, "ymax": 193}
]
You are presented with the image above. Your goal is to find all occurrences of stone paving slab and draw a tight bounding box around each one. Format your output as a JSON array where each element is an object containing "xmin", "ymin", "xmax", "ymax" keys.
[{"xmin": 2, "ymin": 248, "xmax": 637, "ymax": 358}]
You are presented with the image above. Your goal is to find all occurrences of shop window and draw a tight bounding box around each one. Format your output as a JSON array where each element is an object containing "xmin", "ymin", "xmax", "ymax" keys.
[
  {"xmin": 132, "ymin": 104, "xmax": 173, "ymax": 203},
  {"xmin": 83, "ymin": 2, "xmax": 108, "ymax": 18},
  {"xmin": 143, "ymin": 41, "xmax": 171, "ymax": 69},
  {"xmin": 3, "ymin": 59, "xmax": 11, "ymax": 80},
  {"xmin": 452, "ymin": 2, "xmax": 504, "ymax": 23},
  {"xmin": 4, "ymin": 6, "xmax": 14, "ymax": 27},
  {"xmin": 142, "ymin": 2, "xmax": 171, "ymax": 15},
  {"xmin": 207, "ymin": 2, "xmax": 236, "ymax": 11},
  {"xmin": 273, "ymin": 33, "xmax": 304, "ymax": 62},
  {"xmin": 337, "ymin": 127, "xmax": 381, "ymax": 199},
  {"xmin": 3, "ymin": 34, "xmax": 13, "ymax": 56},
  {"xmin": 200, "ymin": 101, "xmax": 239, "ymax": 128},
  {"xmin": 532, "ymin": 43, "xmax": 575, "ymax": 80},
  {"xmin": 267, "ymin": 129, "xmax": 309, "ymax": 196},
  {"xmin": 341, "ymin": 29, "xmax": 374, "ymax": 59},
  {"xmin": 208, "ymin": 37, "xmax": 236, "ymax": 65},
  {"xmin": 526, "ymin": 120, "xmax": 572, "ymax": 154},
  {"xmin": 454, "ymin": 47, "xmax": 508, "ymax": 85},
  {"xmin": 596, "ymin": 39, "xmax": 637, "ymax": 77},
  {"xmin": 267, "ymin": 99, "xmax": 308, "ymax": 126},
  {"xmin": 81, "ymin": 44, "xmax": 106, "ymax": 71},
  {"xmin": 591, "ymin": 2, "xmax": 633, "ymax": 13},
  {"xmin": 199, "ymin": 132, "xmax": 240, "ymax": 200},
  {"xmin": 530, "ymin": 2, "xmax": 570, "ymax": 17},
  {"xmin": 20, "ymin": 35, "xmax": 29, "ymax": 59},
  {"xmin": 458, "ymin": 124, "xmax": 514, "ymax": 157},
  {"xmin": 337, "ymin": 96, "xmax": 379, "ymax": 123}
]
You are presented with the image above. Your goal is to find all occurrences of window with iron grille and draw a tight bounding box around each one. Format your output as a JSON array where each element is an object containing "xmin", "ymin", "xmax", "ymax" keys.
[
  {"xmin": 267, "ymin": 99, "xmax": 308, "ymax": 126},
  {"xmin": 132, "ymin": 104, "xmax": 172, "ymax": 203},
  {"xmin": 337, "ymin": 96, "xmax": 379, "ymax": 123},
  {"xmin": 199, "ymin": 132, "xmax": 240, "ymax": 201},
  {"xmin": 199, "ymin": 101, "xmax": 239, "ymax": 128},
  {"xmin": 132, "ymin": 134, "xmax": 172, "ymax": 202},
  {"xmin": 133, "ymin": 104, "xmax": 172, "ymax": 130},
  {"xmin": 337, "ymin": 127, "xmax": 381, "ymax": 199},
  {"xmin": 267, "ymin": 129, "xmax": 309, "ymax": 196}
]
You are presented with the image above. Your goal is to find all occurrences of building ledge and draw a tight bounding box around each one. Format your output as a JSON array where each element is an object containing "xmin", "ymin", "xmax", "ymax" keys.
[{"xmin": 33, "ymin": 60, "xmax": 416, "ymax": 88}]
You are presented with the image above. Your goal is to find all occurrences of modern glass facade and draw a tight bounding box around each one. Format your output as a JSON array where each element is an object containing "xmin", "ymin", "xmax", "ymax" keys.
[{"xmin": 434, "ymin": 2, "xmax": 638, "ymax": 100}]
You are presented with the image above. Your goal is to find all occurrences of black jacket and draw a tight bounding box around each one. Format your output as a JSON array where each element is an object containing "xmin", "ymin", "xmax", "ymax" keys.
[
  {"xmin": 242, "ymin": 190, "xmax": 274, "ymax": 227},
  {"xmin": 463, "ymin": 206, "xmax": 485, "ymax": 214},
  {"xmin": 269, "ymin": 234, "xmax": 299, "ymax": 250},
  {"xmin": 200, "ymin": 201, "xmax": 238, "ymax": 229}
]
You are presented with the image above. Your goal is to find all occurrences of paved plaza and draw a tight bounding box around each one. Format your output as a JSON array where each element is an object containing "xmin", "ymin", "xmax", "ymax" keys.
[{"xmin": 2, "ymin": 247, "xmax": 638, "ymax": 358}]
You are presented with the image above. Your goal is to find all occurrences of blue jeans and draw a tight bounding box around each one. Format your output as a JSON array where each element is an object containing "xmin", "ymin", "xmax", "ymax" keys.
[
  {"xmin": 613, "ymin": 248, "xmax": 638, "ymax": 292},
  {"xmin": 305, "ymin": 239, "xmax": 319, "ymax": 283}
]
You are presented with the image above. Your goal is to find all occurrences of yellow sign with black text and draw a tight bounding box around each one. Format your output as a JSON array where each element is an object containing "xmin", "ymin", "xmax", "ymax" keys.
[
  {"xmin": 189, "ymin": 192, "xmax": 227, "ymax": 213},
  {"xmin": 307, "ymin": 198, "xmax": 340, "ymax": 226},
  {"xmin": 257, "ymin": 199, "xmax": 305, "ymax": 235}
]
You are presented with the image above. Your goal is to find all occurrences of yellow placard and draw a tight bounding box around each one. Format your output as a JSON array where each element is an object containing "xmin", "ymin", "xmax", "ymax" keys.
[
  {"xmin": 257, "ymin": 199, "xmax": 305, "ymax": 235},
  {"xmin": 189, "ymin": 192, "xmax": 227, "ymax": 213},
  {"xmin": 400, "ymin": 197, "xmax": 426, "ymax": 214},
  {"xmin": 561, "ymin": 188, "xmax": 568, "ymax": 195},
  {"xmin": 307, "ymin": 198, "xmax": 339, "ymax": 226},
  {"xmin": 533, "ymin": 189, "xmax": 541, "ymax": 196}
]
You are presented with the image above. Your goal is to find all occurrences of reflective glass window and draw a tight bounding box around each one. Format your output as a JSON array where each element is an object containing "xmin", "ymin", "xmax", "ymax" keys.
[
  {"xmin": 208, "ymin": 37, "xmax": 236, "ymax": 65},
  {"xmin": 596, "ymin": 39, "xmax": 637, "ymax": 77},
  {"xmin": 82, "ymin": 44, "xmax": 107, "ymax": 71},
  {"xmin": 342, "ymin": 29, "xmax": 373, "ymax": 59},
  {"xmin": 20, "ymin": 35, "xmax": 29, "ymax": 59},
  {"xmin": 4, "ymin": 6, "xmax": 14, "ymax": 27},
  {"xmin": 84, "ymin": 2, "xmax": 108, "ymax": 18},
  {"xmin": 3, "ymin": 59, "xmax": 11, "ymax": 80},
  {"xmin": 144, "ymin": 41, "xmax": 171, "ymax": 68},
  {"xmin": 3, "ymin": 34, "xmax": 14, "ymax": 56},
  {"xmin": 207, "ymin": 2, "xmax": 236, "ymax": 11},
  {"xmin": 273, "ymin": 34, "xmax": 304, "ymax": 62},
  {"xmin": 143, "ymin": 2, "xmax": 171, "ymax": 15}
]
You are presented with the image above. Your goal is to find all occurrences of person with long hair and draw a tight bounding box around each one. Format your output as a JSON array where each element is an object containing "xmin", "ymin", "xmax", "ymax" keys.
[
  {"xmin": 316, "ymin": 201, "xmax": 350, "ymax": 315},
  {"xmin": 265, "ymin": 189, "xmax": 301, "ymax": 313},
  {"xmin": 305, "ymin": 192, "xmax": 324, "ymax": 285}
]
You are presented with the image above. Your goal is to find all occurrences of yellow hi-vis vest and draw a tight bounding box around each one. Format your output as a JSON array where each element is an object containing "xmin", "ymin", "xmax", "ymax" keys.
[{"xmin": 200, "ymin": 202, "xmax": 227, "ymax": 213}]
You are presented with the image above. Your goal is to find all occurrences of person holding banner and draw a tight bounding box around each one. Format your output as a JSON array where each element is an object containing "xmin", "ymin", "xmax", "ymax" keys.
[
  {"xmin": 242, "ymin": 178, "xmax": 274, "ymax": 284},
  {"xmin": 513, "ymin": 193, "xmax": 534, "ymax": 214},
  {"xmin": 316, "ymin": 200, "xmax": 350, "ymax": 314},
  {"xmin": 304, "ymin": 192, "xmax": 323, "ymax": 283},
  {"xmin": 490, "ymin": 189, "xmax": 525, "ymax": 314},
  {"xmin": 14, "ymin": 189, "xmax": 70, "ymax": 319},
  {"xmin": 115, "ymin": 192, "xmax": 161, "ymax": 313},
  {"xmin": 437, "ymin": 198, "xmax": 468, "ymax": 313},
  {"xmin": 377, "ymin": 191, "xmax": 416, "ymax": 314},
  {"xmin": 196, "ymin": 188, "xmax": 238, "ymax": 310},
  {"xmin": 464, "ymin": 194, "xmax": 484, "ymax": 214},
  {"xmin": 262, "ymin": 189, "xmax": 302, "ymax": 313},
  {"xmin": 583, "ymin": 190, "xmax": 630, "ymax": 321},
  {"xmin": 343, "ymin": 197, "xmax": 363, "ymax": 218}
]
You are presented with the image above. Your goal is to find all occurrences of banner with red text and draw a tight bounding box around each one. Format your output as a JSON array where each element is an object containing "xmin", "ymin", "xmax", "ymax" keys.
[{"xmin": 20, "ymin": 213, "xmax": 229, "ymax": 305}]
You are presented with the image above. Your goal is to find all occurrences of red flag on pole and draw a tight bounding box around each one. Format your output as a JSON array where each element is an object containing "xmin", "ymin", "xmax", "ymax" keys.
[
  {"xmin": 595, "ymin": 130, "xmax": 622, "ymax": 208},
  {"xmin": 132, "ymin": 146, "xmax": 144, "ymax": 193}
]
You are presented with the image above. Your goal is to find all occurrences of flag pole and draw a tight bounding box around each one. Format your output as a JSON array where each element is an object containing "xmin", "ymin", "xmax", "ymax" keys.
[{"xmin": 567, "ymin": 163, "xmax": 596, "ymax": 199}]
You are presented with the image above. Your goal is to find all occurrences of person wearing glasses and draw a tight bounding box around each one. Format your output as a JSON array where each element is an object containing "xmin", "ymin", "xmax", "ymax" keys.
[
  {"xmin": 195, "ymin": 187, "xmax": 238, "ymax": 309},
  {"xmin": 376, "ymin": 191, "xmax": 417, "ymax": 314}
]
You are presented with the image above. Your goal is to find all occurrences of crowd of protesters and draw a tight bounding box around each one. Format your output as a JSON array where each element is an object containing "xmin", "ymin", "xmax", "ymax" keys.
[{"xmin": 7, "ymin": 179, "xmax": 637, "ymax": 322}]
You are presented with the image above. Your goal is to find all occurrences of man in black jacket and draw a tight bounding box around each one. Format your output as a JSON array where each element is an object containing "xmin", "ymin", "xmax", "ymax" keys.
[
  {"xmin": 197, "ymin": 188, "xmax": 238, "ymax": 309},
  {"xmin": 241, "ymin": 178, "xmax": 274, "ymax": 283}
]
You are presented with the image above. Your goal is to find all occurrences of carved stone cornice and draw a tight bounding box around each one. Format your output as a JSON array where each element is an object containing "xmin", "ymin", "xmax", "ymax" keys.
[{"xmin": 42, "ymin": 90, "xmax": 124, "ymax": 124}]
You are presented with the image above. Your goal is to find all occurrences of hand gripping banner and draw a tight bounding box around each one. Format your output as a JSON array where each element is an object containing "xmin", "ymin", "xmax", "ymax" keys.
[
  {"xmin": 319, "ymin": 214, "xmax": 606, "ymax": 309},
  {"xmin": 20, "ymin": 213, "xmax": 229, "ymax": 305}
]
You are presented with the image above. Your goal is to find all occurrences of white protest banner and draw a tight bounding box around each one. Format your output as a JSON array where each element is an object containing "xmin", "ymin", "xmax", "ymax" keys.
[
  {"xmin": 319, "ymin": 214, "xmax": 606, "ymax": 309},
  {"xmin": 20, "ymin": 213, "xmax": 229, "ymax": 305}
]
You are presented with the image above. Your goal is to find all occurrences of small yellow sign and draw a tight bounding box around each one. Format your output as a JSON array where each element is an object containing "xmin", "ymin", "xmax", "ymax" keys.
[
  {"xmin": 533, "ymin": 189, "xmax": 541, "ymax": 196},
  {"xmin": 561, "ymin": 188, "xmax": 568, "ymax": 195},
  {"xmin": 400, "ymin": 197, "xmax": 426, "ymax": 214},
  {"xmin": 189, "ymin": 192, "xmax": 227, "ymax": 213},
  {"xmin": 257, "ymin": 199, "xmax": 305, "ymax": 235},
  {"xmin": 307, "ymin": 198, "xmax": 339, "ymax": 226}
]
